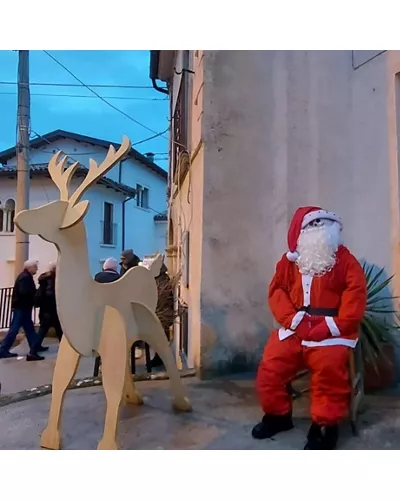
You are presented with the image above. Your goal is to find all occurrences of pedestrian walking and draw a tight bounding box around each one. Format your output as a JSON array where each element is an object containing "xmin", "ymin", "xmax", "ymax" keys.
[
  {"xmin": 0, "ymin": 260, "xmax": 45, "ymax": 361},
  {"xmin": 35, "ymin": 262, "xmax": 63, "ymax": 351},
  {"xmin": 95, "ymin": 257, "xmax": 120, "ymax": 284},
  {"xmin": 120, "ymin": 249, "xmax": 141, "ymax": 275},
  {"xmin": 152, "ymin": 261, "xmax": 174, "ymax": 368},
  {"xmin": 119, "ymin": 250, "xmax": 150, "ymax": 361}
]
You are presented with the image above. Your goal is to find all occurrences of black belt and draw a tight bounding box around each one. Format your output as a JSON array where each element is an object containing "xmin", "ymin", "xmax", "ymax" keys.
[{"xmin": 298, "ymin": 306, "xmax": 338, "ymax": 317}]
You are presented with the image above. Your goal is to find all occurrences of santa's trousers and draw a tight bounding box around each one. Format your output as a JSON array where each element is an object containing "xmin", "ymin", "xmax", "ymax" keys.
[{"xmin": 256, "ymin": 330, "xmax": 352, "ymax": 425}]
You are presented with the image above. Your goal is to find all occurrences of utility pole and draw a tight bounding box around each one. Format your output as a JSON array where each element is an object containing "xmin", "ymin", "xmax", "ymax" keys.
[{"xmin": 14, "ymin": 50, "xmax": 30, "ymax": 278}]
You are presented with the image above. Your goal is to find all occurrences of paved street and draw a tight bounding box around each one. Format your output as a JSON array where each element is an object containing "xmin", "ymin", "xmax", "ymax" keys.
[
  {"xmin": 0, "ymin": 337, "xmax": 150, "ymax": 395},
  {"xmin": 2, "ymin": 338, "xmax": 400, "ymax": 450},
  {"xmin": 0, "ymin": 338, "xmax": 95, "ymax": 395},
  {"xmin": 1, "ymin": 376, "xmax": 400, "ymax": 450}
]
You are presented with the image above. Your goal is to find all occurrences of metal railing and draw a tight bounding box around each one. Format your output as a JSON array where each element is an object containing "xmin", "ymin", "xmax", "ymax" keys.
[
  {"xmin": 0, "ymin": 287, "xmax": 13, "ymax": 329},
  {"xmin": 0, "ymin": 287, "xmax": 39, "ymax": 329}
]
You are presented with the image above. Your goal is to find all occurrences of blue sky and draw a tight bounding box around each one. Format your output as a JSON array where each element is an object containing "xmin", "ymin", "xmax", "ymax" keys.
[{"xmin": 0, "ymin": 50, "xmax": 169, "ymax": 170}]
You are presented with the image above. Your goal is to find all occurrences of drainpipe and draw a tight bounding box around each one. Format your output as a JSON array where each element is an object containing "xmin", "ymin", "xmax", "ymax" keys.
[
  {"xmin": 122, "ymin": 196, "xmax": 133, "ymax": 251},
  {"xmin": 150, "ymin": 50, "xmax": 169, "ymax": 95},
  {"xmin": 151, "ymin": 78, "xmax": 169, "ymax": 95},
  {"xmin": 119, "ymin": 158, "xmax": 134, "ymax": 251}
]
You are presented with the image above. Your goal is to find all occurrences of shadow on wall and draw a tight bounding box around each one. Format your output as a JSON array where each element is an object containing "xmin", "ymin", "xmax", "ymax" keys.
[
  {"xmin": 199, "ymin": 257, "xmax": 400, "ymax": 384},
  {"xmin": 199, "ymin": 303, "xmax": 267, "ymax": 379}
]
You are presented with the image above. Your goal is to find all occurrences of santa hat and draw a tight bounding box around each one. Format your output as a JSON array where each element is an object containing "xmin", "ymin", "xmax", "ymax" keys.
[{"xmin": 286, "ymin": 206, "xmax": 343, "ymax": 262}]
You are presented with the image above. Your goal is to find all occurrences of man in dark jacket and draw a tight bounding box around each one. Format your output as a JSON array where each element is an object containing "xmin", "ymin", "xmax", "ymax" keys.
[
  {"xmin": 93, "ymin": 257, "xmax": 121, "ymax": 375},
  {"xmin": 35, "ymin": 262, "xmax": 63, "ymax": 351},
  {"xmin": 120, "ymin": 249, "xmax": 141, "ymax": 276},
  {"xmin": 0, "ymin": 260, "xmax": 44, "ymax": 361},
  {"xmin": 152, "ymin": 262, "xmax": 174, "ymax": 368},
  {"xmin": 95, "ymin": 258, "xmax": 120, "ymax": 283}
]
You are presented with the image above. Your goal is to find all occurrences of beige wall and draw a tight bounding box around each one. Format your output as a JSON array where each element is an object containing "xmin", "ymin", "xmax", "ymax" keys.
[
  {"xmin": 168, "ymin": 51, "xmax": 205, "ymax": 369},
  {"xmin": 170, "ymin": 146, "xmax": 204, "ymax": 368},
  {"xmin": 199, "ymin": 50, "xmax": 396, "ymax": 377},
  {"xmin": 169, "ymin": 50, "xmax": 399, "ymax": 377}
]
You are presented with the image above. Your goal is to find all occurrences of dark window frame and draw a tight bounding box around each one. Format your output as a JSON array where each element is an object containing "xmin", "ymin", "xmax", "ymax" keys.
[{"xmin": 103, "ymin": 201, "xmax": 114, "ymax": 245}]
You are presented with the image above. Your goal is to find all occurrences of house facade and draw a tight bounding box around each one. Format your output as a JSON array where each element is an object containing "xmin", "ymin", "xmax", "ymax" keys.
[
  {"xmin": 0, "ymin": 130, "xmax": 167, "ymax": 287},
  {"xmin": 150, "ymin": 50, "xmax": 400, "ymax": 378}
]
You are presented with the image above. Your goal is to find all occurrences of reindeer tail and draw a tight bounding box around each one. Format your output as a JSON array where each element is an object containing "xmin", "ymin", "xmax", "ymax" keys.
[{"xmin": 108, "ymin": 265, "xmax": 159, "ymax": 312}]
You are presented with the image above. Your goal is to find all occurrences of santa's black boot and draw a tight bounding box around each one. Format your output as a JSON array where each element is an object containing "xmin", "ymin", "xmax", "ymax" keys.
[
  {"xmin": 251, "ymin": 413, "xmax": 294, "ymax": 440},
  {"xmin": 304, "ymin": 422, "xmax": 338, "ymax": 450}
]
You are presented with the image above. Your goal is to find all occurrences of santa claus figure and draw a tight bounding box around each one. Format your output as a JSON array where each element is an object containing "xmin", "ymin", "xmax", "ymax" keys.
[{"xmin": 252, "ymin": 206, "xmax": 367, "ymax": 449}]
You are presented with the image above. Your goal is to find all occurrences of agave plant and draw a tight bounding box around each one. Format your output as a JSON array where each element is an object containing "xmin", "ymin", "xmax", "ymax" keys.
[{"xmin": 360, "ymin": 263, "xmax": 400, "ymax": 373}]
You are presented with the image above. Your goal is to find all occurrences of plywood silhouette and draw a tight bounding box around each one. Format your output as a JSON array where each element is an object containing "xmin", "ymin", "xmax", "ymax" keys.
[{"xmin": 14, "ymin": 137, "xmax": 192, "ymax": 450}]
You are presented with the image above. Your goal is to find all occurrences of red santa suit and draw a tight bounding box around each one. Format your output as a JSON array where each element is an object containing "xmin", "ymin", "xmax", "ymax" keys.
[{"xmin": 252, "ymin": 206, "xmax": 367, "ymax": 449}]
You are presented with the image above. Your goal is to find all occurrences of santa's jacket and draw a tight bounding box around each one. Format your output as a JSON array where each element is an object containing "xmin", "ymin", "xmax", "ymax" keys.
[{"xmin": 269, "ymin": 245, "xmax": 367, "ymax": 348}]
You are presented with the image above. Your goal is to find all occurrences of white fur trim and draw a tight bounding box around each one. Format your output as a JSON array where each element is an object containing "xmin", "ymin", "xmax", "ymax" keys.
[
  {"xmin": 301, "ymin": 338, "xmax": 358, "ymax": 348},
  {"xmin": 286, "ymin": 251, "xmax": 299, "ymax": 262},
  {"xmin": 278, "ymin": 328, "xmax": 295, "ymax": 341},
  {"xmin": 290, "ymin": 311, "xmax": 305, "ymax": 330},
  {"xmin": 325, "ymin": 316, "xmax": 340, "ymax": 337},
  {"xmin": 301, "ymin": 210, "xmax": 342, "ymax": 229}
]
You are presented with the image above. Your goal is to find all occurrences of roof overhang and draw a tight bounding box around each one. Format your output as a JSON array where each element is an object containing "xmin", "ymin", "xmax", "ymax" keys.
[
  {"xmin": 150, "ymin": 50, "xmax": 175, "ymax": 83},
  {"xmin": 0, "ymin": 130, "xmax": 167, "ymax": 181},
  {"xmin": 0, "ymin": 164, "xmax": 136, "ymax": 198}
]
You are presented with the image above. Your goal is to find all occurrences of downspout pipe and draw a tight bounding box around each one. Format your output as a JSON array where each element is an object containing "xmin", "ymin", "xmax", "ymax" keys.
[
  {"xmin": 150, "ymin": 50, "xmax": 169, "ymax": 95},
  {"xmin": 122, "ymin": 196, "xmax": 133, "ymax": 251},
  {"xmin": 119, "ymin": 158, "xmax": 134, "ymax": 251}
]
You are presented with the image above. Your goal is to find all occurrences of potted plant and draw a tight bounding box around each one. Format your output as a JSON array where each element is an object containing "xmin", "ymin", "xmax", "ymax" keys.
[{"xmin": 360, "ymin": 263, "xmax": 399, "ymax": 393}]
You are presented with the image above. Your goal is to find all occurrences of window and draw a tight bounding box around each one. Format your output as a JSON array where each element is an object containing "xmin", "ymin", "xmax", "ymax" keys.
[
  {"xmin": 182, "ymin": 231, "xmax": 190, "ymax": 288},
  {"xmin": 102, "ymin": 202, "xmax": 114, "ymax": 245},
  {"xmin": 5, "ymin": 199, "xmax": 15, "ymax": 233},
  {"xmin": 136, "ymin": 184, "xmax": 149, "ymax": 209},
  {"xmin": 179, "ymin": 303, "xmax": 189, "ymax": 357},
  {"xmin": 172, "ymin": 51, "xmax": 190, "ymax": 186},
  {"xmin": 0, "ymin": 199, "xmax": 15, "ymax": 233}
]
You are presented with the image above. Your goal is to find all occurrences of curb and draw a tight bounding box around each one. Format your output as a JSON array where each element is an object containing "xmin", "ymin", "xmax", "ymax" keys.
[{"xmin": 0, "ymin": 368, "xmax": 197, "ymax": 408}]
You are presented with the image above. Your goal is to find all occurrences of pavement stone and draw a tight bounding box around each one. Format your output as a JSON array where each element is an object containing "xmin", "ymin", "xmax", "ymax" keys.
[{"xmin": 1, "ymin": 377, "xmax": 400, "ymax": 450}]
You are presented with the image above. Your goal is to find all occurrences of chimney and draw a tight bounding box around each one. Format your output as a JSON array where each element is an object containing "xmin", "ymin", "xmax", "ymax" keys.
[{"xmin": 145, "ymin": 152, "xmax": 155, "ymax": 163}]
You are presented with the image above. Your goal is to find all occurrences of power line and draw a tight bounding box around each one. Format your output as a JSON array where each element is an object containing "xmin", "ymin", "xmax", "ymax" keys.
[
  {"xmin": 42, "ymin": 50, "xmax": 168, "ymax": 140},
  {"xmin": 131, "ymin": 127, "xmax": 170, "ymax": 147},
  {"xmin": 32, "ymin": 149, "xmax": 169, "ymax": 158},
  {"xmin": 0, "ymin": 80, "xmax": 154, "ymax": 89},
  {"xmin": 0, "ymin": 91, "xmax": 167, "ymax": 101}
]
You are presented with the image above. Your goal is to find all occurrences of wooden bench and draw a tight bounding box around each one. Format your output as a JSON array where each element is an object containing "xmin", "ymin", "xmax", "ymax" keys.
[{"xmin": 287, "ymin": 342, "xmax": 364, "ymax": 436}]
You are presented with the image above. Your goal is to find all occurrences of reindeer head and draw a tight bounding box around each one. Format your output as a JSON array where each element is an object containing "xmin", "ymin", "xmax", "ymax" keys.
[{"xmin": 14, "ymin": 137, "xmax": 131, "ymax": 241}]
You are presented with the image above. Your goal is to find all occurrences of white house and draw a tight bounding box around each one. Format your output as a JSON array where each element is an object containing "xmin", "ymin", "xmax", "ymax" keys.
[{"xmin": 0, "ymin": 129, "xmax": 168, "ymax": 287}]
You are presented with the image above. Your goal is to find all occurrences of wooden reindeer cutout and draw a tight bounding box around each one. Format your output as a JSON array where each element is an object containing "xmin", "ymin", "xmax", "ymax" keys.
[{"xmin": 14, "ymin": 137, "xmax": 192, "ymax": 450}]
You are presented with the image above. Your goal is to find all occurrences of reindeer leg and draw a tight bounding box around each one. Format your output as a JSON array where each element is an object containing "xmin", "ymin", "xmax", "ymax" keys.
[
  {"xmin": 131, "ymin": 304, "xmax": 192, "ymax": 413},
  {"xmin": 122, "ymin": 342, "xmax": 143, "ymax": 406},
  {"xmin": 41, "ymin": 335, "xmax": 80, "ymax": 450},
  {"xmin": 97, "ymin": 307, "xmax": 127, "ymax": 450}
]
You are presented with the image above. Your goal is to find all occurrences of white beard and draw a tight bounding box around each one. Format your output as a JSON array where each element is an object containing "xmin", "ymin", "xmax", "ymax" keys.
[{"xmin": 296, "ymin": 221, "xmax": 342, "ymax": 276}]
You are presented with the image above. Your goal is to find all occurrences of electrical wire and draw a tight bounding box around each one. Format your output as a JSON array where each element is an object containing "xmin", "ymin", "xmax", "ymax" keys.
[
  {"xmin": 0, "ymin": 91, "xmax": 168, "ymax": 101},
  {"xmin": 131, "ymin": 127, "xmax": 170, "ymax": 147},
  {"xmin": 42, "ymin": 50, "xmax": 169, "ymax": 140},
  {"xmin": 0, "ymin": 80, "xmax": 154, "ymax": 89},
  {"xmin": 31, "ymin": 149, "xmax": 169, "ymax": 158}
]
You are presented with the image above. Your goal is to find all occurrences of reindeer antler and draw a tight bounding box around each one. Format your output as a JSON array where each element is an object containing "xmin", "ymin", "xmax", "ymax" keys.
[
  {"xmin": 48, "ymin": 152, "xmax": 80, "ymax": 201},
  {"xmin": 47, "ymin": 136, "xmax": 131, "ymax": 205},
  {"xmin": 69, "ymin": 136, "xmax": 131, "ymax": 207}
]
